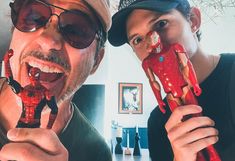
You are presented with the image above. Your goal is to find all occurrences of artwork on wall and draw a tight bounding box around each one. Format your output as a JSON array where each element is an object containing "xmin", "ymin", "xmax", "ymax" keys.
[{"xmin": 118, "ymin": 83, "xmax": 143, "ymax": 114}]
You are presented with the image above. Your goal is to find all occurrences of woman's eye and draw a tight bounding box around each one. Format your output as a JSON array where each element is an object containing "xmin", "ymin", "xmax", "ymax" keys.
[
  {"xmin": 132, "ymin": 37, "xmax": 143, "ymax": 46},
  {"xmin": 155, "ymin": 20, "xmax": 168, "ymax": 31}
]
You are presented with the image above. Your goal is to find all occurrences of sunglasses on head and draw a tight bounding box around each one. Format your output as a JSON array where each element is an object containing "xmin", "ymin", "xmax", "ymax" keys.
[{"xmin": 10, "ymin": 0, "xmax": 103, "ymax": 49}]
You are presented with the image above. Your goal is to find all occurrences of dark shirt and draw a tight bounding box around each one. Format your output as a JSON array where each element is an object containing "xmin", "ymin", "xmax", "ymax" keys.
[
  {"xmin": 59, "ymin": 103, "xmax": 112, "ymax": 161},
  {"xmin": 148, "ymin": 54, "xmax": 235, "ymax": 161}
]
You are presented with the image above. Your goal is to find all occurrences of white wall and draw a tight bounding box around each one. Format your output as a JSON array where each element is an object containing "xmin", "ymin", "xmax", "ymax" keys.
[
  {"xmin": 105, "ymin": 43, "xmax": 157, "ymax": 127},
  {"xmin": 200, "ymin": 7, "xmax": 235, "ymax": 54}
]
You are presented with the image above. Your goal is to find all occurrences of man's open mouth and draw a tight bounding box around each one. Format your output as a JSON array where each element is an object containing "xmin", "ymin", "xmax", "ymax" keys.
[{"xmin": 26, "ymin": 62, "xmax": 64, "ymax": 83}]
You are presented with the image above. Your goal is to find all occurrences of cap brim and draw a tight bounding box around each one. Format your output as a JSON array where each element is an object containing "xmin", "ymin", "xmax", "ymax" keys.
[{"xmin": 108, "ymin": 0, "xmax": 179, "ymax": 47}]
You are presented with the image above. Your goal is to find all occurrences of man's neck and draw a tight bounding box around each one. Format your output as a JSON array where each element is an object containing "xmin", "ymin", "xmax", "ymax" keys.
[
  {"xmin": 50, "ymin": 99, "xmax": 73, "ymax": 134},
  {"xmin": 190, "ymin": 48, "xmax": 220, "ymax": 83}
]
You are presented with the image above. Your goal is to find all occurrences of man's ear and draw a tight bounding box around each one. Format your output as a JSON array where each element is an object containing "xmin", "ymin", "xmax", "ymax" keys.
[
  {"xmin": 190, "ymin": 7, "xmax": 201, "ymax": 33},
  {"xmin": 90, "ymin": 48, "xmax": 105, "ymax": 75}
]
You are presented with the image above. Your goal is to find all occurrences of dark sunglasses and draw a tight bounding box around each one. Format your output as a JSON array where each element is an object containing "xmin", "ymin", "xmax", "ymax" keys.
[{"xmin": 10, "ymin": 0, "xmax": 102, "ymax": 49}]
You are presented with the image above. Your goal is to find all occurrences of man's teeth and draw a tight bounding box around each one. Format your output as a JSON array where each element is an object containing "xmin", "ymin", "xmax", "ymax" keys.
[
  {"xmin": 153, "ymin": 46, "xmax": 161, "ymax": 53},
  {"xmin": 156, "ymin": 46, "xmax": 161, "ymax": 53},
  {"xmin": 28, "ymin": 62, "xmax": 63, "ymax": 73}
]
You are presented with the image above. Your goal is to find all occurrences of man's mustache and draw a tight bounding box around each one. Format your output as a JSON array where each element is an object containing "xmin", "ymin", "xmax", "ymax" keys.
[{"xmin": 21, "ymin": 50, "xmax": 71, "ymax": 72}]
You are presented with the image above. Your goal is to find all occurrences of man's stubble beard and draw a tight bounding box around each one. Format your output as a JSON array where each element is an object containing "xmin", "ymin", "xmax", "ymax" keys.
[
  {"xmin": 42, "ymin": 82, "xmax": 81, "ymax": 113},
  {"xmin": 56, "ymin": 77, "xmax": 83, "ymax": 106}
]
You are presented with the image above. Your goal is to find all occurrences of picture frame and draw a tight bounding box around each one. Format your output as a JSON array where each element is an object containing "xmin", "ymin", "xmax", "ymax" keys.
[{"xmin": 118, "ymin": 83, "xmax": 143, "ymax": 114}]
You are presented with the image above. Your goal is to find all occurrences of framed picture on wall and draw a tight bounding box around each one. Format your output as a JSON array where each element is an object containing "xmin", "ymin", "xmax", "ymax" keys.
[{"xmin": 118, "ymin": 83, "xmax": 143, "ymax": 114}]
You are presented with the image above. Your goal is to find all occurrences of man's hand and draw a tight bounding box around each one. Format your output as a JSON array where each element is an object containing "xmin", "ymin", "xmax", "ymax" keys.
[
  {"xmin": 165, "ymin": 105, "xmax": 219, "ymax": 161},
  {"xmin": 0, "ymin": 128, "xmax": 68, "ymax": 161}
]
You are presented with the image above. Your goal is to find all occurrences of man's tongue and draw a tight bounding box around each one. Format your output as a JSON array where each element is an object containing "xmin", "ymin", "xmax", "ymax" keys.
[{"xmin": 39, "ymin": 71, "xmax": 63, "ymax": 82}]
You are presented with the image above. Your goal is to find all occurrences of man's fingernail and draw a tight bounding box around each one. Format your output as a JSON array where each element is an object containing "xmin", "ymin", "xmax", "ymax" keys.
[{"xmin": 7, "ymin": 128, "xmax": 19, "ymax": 139}]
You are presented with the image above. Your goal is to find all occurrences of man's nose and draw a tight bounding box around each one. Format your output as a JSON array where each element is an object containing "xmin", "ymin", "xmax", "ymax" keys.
[{"xmin": 35, "ymin": 15, "xmax": 63, "ymax": 52}]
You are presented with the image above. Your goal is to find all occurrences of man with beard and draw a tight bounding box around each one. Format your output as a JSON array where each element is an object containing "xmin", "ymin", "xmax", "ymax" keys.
[{"xmin": 0, "ymin": 0, "xmax": 112, "ymax": 161}]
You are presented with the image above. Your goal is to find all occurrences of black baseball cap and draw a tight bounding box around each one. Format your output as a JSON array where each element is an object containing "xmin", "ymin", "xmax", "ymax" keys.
[{"xmin": 108, "ymin": 0, "xmax": 190, "ymax": 47}]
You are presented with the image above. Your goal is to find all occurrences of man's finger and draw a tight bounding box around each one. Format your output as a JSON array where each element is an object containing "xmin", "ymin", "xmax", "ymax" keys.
[
  {"xmin": 7, "ymin": 128, "xmax": 64, "ymax": 154},
  {"xmin": 0, "ymin": 142, "xmax": 67, "ymax": 161},
  {"xmin": 165, "ymin": 105, "xmax": 202, "ymax": 132},
  {"xmin": 176, "ymin": 127, "xmax": 218, "ymax": 147},
  {"xmin": 167, "ymin": 116, "xmax": 215, "ymax": 141},
  {"xmin": 0, "ymin": 142, "xmax": 49, "ymax": 161},
  {"xmin": 189, "ymin": 136, "xmax": 219, "ymax": 153}
]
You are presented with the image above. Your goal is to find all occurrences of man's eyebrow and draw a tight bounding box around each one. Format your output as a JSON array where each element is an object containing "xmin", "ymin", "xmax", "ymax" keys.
[
  {"xmin": 127, "ymin": 16, "xmax": 161, "ymax": 43},
  {"xmin": 128, "ymin": 33, "xmax": 138, "ymax": 43}
]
